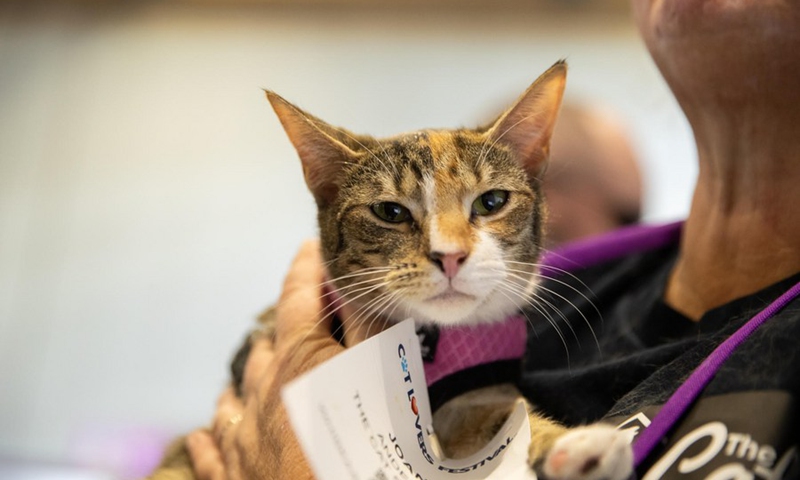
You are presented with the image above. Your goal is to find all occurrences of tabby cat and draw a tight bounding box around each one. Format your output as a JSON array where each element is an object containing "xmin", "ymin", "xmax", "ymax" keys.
[{"xmin": 264, "ymin": 61, "xmax": 633, "ymax": 480}]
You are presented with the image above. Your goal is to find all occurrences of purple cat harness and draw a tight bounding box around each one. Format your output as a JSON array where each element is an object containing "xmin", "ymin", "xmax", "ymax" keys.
[
  {"xmin": 539, "ymin": 221, "xmax": 800, "ymax": 469},
  {"xmin": 421, "ymin": 315, "xmax": 529, "ymax": 412},
  {"xmin": 422, "ymin": 316, "xmax": 528, "ymax": 387}
]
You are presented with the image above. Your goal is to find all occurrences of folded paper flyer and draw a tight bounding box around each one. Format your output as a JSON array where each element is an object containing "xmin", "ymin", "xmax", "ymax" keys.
[{"xmin": 282, "ymin": 319, "xmax": 537, "ymax": 480}]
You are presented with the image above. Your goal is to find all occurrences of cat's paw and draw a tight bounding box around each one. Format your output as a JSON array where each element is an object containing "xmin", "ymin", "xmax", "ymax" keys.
[{"xmin": 541, "ymin": 424, "xmax": 632, "ymax": 480}]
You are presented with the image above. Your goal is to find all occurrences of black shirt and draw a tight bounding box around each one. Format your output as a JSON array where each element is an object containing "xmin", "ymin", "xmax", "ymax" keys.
[{"xmin": 520, "ymin": 227, "xmax": 800, "ymax": 479}]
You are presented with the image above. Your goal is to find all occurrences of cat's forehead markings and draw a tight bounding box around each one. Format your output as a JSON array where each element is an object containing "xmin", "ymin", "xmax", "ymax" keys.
[
  {"xmin": 399, "ymin": 164, "xmax": 426, "ymax": 201},
  {"xmin": 419, "ymin": 131, "xmax": 474, "ymax": 252},
  {"xmin": 422, "ymin": 173, "xmax": 436, "ymax": 214},
  {"xmin": 428, "ymin": 132, "xmax": 467, "ymax": 192},
  {"xmin": 425, "ymin": 132, "xmax": 456, "ymax": 170},
  {"xmin": 386, "ymin": 133, "xmax": 431, "ymax": 162}
]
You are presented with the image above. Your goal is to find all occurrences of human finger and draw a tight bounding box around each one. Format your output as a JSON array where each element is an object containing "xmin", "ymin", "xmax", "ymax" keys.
[
  {"xmin": 211, "ymin": 388, "xmax": 245, "ymax": 445},
  {"xmin": 240, "ymin": 337, "xmax": 275, "ymax": 397},
  {"xmin": 274, "ymin": 239, "xmax": 335, "ymax": 345},
  {"xmin": 186, "ymin": 430, "xmax": 227, "ymax": 480},
  {"xmin": 209, "ymin": 388, "xmax": 247, "ymax": 480}
]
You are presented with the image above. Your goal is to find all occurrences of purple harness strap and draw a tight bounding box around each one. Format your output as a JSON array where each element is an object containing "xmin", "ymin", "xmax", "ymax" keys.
[{"xmin": 541, "ymin": 222, "xmax": 800, "ymax": 469}]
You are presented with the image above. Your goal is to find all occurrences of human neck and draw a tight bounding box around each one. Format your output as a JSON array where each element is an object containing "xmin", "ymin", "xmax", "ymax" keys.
[{"xmin": 664, "ymin": 108, "xmax": 800, "ymax": 320}]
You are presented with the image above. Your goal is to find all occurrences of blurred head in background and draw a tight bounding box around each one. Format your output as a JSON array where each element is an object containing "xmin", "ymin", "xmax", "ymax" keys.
[{"xmin": 542, "ymin": 103, "xmax": 642, "ymax": 248}]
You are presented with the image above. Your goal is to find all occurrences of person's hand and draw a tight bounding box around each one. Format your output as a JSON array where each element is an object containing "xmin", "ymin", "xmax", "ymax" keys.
[{"xmin": 186, "ymin": 239, "xmax": 376, "ymax": 480}]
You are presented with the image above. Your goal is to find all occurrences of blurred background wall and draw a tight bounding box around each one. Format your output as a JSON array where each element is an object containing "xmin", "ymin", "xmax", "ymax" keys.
[{"xmin": 0, "ymin": 1, "xmax": 695, "ymax": 478}]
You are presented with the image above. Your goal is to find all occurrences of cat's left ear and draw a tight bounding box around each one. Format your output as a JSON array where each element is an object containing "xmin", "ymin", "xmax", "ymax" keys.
[
  {"xmin": 485, "ymin": 61, "xmax": 567, "ymax": 177},
  {"xmin": 266, "ymin": 91, "xmax": 359, "ymax": 207}
]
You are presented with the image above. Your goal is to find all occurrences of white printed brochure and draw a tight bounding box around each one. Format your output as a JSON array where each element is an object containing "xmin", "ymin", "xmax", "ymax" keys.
[{"xmin": 282, "ymin": 319, "xmax": 537, "ymax": 480}]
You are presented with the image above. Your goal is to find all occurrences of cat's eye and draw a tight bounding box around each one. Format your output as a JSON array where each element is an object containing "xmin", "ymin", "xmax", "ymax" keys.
[
  {"xmin": 472, "ymin": 190, "xmax": 509, "ymax": 216},
  {"xmin": 371, "ymin": 202, "xmax": 411, "ymax": 223}
]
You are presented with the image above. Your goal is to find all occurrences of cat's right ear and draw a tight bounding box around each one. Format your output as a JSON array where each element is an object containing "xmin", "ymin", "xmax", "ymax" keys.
[
  {"xmin": 484, "ymin": 61, "xmax": 567, "ymax": 178},
  {"xmin": 266, "ymin": 91, "xmax": 357, "ymax": 206}
]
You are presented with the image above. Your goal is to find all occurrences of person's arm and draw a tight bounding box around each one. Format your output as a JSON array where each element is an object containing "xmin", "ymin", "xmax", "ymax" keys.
[{"xmin": 186, "ymin": 239, "xmax": 367, "ymax": 480}]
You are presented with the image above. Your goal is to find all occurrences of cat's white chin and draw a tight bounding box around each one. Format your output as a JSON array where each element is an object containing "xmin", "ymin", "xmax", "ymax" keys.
[{"xmin": 402, "ymin": 288, "xmax": 525, "ymax": 326}]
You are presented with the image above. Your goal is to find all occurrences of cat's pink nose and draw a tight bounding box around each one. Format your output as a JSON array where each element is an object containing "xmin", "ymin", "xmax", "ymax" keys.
[{"xmin": 429, "ymin": 251, "xmax": 468, "ymax": 279}]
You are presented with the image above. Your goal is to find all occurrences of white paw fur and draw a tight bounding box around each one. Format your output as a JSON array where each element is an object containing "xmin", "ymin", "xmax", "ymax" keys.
[{"xmin": 542, "ymin": 424, "xmax": 633, "ymax": 480}]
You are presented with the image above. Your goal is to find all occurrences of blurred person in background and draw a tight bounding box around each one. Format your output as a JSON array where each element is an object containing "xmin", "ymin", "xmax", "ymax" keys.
[{"xmin": 542, "ymin": 103, "xmax": 642, "ymax": 247}]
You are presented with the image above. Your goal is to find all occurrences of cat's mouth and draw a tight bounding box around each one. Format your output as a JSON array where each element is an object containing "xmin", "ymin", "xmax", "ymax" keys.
[{"xmin": 425, "ymin": 288, "xmax": 476, "ymax": 303}]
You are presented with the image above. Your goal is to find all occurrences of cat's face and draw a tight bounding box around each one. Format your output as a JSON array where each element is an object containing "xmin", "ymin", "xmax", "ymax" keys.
[
  {"xmin": 269, "ymin": 62, "xmax": 566, "ymax": 326},
  {"xmin": 317, "ymin": 130, "xmax": 545, "ymax": 326}
]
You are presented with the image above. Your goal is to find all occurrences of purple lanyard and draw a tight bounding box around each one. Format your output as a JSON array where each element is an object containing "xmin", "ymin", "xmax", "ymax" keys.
[
  {"xmin": 631, "ymin": 280, "xmax": 800, "ymax": 466},
  {"xmin": 541, "ymin": 222, "xmax": 800, "ymax": 468}
]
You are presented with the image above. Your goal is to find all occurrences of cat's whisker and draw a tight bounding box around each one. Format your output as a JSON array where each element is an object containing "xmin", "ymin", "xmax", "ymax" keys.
[
  {"xmin": 313, "ymin": 283, "xmax": 379, "ymax": 305},
  {"xmin": 497, "ymin": 269, "xmax": 535, "ymax": 293},
  {"xmin": 504, "ymin": 266, "xmax": 602, "ymax": 328},
  {"xmin": 315, "ymin": 279, "xmax": 388, "ymax": 306},
  {"xmin": 500, "ymin": 271, "xmax": 575, "ymax": 337},
  {"xmin": 528, "ymin": 272, "xmax": 601, "ymax": 320},
  {"xmin": 320, "ymin": 266, "xmax": 395, "ymax": 286},
  {"xmin": 359, "ymin": 289, "xmax": 405, "ymax": 339},
  {"xmin": 321, "ymin": 256, "xmax": 339, "ymax": 268},
  {"xmin": 359, "ymin": 295, "xmax": 393, "ymax": 339},
  {"xmin": 494, "ymin": 288, "xmax": 537, "ymax": 339},
  {"xmin": 343, "ymin": 288, "xmax": 396, "ymax": 337},
  {"xmin": 374, "ymin": 287, "xmax": 405, "ymax": 320},
  {"xmin": 530, "ymin": 291, "xmax": 581, "ymax": 347},
  {"xmin": 332, "ymin": 282, "xmax": 390, "ymax": 312},
  {"xmin": 500, "ymin": 270, "xmax": 582, "ymax": 348},
  {"xmin": 524, "ymin": 281, "xmax": 601, "ymax": 355},
  {"xmin": 508, "ymin": 257, "xmax": 597, "ymax": 297},
  {"xmin": 328, "ymin": 295, "xmax": 377, "ymax": 343},
  {"xmin": 316, "ymin": 270, "xmax": 393, "ymax": 296},
  {"xmin": 503, "ymin": 259, "xmax": 602, "ymax": 322},
  {"xmin": 495, "ymin": 282, "xmax": 570, "ymax": 366},
  {"xmin": 346, "ymin": 286, "xmax": 406, "ymax": 340},
  {"xmin": 321, "ymin": 275, "xmax": 389, "ymax": 297},
  {"xmin": 345, "ymin": 286, "xmax": 404, "ymax": 340},
  {"xmin": 289, "ymin": 281, "xmax": 389, "ymax": 355},
  {"xmin": 383, "ymin": 289, "xmax": 408, "ymax": 324}
]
